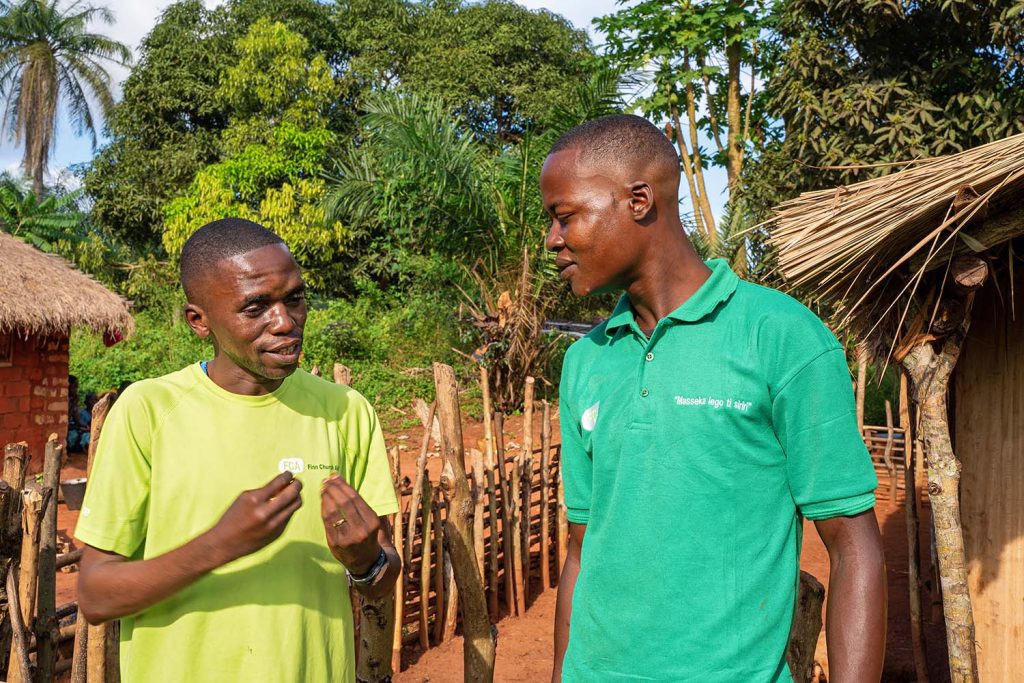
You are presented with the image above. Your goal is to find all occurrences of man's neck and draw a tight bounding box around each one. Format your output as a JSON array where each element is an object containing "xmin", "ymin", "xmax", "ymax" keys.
[
  {"xmin": 625, "ymin": 236, "xmax": 712, "ymax": 336},
  {"xmin": 206, "ymin": 357, "xmax": 284, "ymax": 396}
]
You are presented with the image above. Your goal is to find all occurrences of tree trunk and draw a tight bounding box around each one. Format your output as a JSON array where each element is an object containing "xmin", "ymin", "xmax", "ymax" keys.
[
  {"xmin": 539, "ymin": 400, "xmax": 551, "ymax": 590},
  {"xmin": 431, "ymin": 364, "xmax": 495, "ymax": 682},
  {"xmin": 669, "ymin": 106, "xmax": 709, "ymax": 240},
  {"xmin": 494, "ymin": 413, "xmax": 516, "ymax": 617},
  {"xmin": 901, "ymin": 302, "xmax": 980, "ymax": 683},
  {"xmin": 84, "ymin": 394, "xmax": 113, "ymax": 683},
  {"xmin": 5, "ymin": 568, "xmax": 30, "ymax": 683},
  {"xmin": 900, "ymin": 374, "xmax": 930, "ymax": 683},
  {"xmin": 520, "ymin": 378, "xmax": 534, "ymax": 604},
  {"xmin": 856, "ymin": 343, "xmax": 868, "ymax": 433},
  {"xmin": 725, "ymin": 29, "xmax": 743, "ymax": 193}
]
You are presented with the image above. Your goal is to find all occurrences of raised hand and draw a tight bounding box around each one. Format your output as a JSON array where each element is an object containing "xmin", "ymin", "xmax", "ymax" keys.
[
  {"xmin": 208, "ymin": 471, "xmax": 304, "ymax": 564},
  {"xmin": 320, "ymin": 474, "xmax": 382, "ymax": 575}
]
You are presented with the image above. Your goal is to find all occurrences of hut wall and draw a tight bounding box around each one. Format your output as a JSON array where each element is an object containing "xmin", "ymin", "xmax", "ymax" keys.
[
  {"xmin": 955, "ymin": 266, "xmax": 1024, "ymax": 681},
  {"xmin": 0, "ymin": 331, "xmax": 69, "ymax": 469}
]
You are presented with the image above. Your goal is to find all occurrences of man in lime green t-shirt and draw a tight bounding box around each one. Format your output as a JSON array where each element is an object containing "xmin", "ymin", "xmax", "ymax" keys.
[
  {"xmin": 542, "ymin": 116, "xmax": 886, "ymax": 681},
  {"xmin": 75, "ymin": 218, "xmax": 400, "ymax": 682}
]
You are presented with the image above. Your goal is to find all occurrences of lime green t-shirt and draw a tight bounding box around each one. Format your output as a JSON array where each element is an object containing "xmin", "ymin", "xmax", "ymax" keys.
[
  {"xmin": 74, "ymin": 365, "xmax": 399, "ymax": 682},
  {"xmin": 559, "ymin": 260, "xmax": 877, "ymax": 682}
]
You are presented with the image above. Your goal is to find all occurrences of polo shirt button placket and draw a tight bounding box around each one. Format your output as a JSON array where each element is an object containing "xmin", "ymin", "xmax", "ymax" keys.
[
  {"xmin": 640, "ymin": 388, "xmax": 649, "ymax": 397},
  {"xmin": 645, "ymin": 352, "xmax": 654, "ymax": 362}
]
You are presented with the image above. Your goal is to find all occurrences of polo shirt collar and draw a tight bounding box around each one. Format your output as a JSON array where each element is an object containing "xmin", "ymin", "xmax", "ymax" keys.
[{"xmin": 604, "ymin": 259, "xmax": 740, "ymax": 337}]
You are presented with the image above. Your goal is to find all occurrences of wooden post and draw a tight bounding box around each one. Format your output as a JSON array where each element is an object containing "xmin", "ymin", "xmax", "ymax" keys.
[
  {"xmin": 432, "ymin": 363, "xmax": 496, "ymax": 681},
  {"xmin": 441, "ymin": 549, "xmax": 458, "ymax": 643},
  {"xmin": 83, "ymin": 393, "xmax": 112, "ymax": 683},
  {"xmin": 901, "ymin": 257, "xmax": 988, "ymax": 683},
  {"xmin": 520, "ymin": 377, "xmax": 534, "ymax": 604},
  {"xmin": 494, "ymin": 413, "xmax": 516, "ymax": 616},
  {"xmin": 5, "ymin": 568, "xmax": 30, "ymax": 683},
  {"xmin": 35, "ymin": 435, "xmax": 62, "ymax": 683},
  {"xmin": 417, "ymin": 479, "xmax": 431, "ymax": 651},
  {"xmin": 333, "ymin": 363, "xmax": 352, "ymax": 386},
  {"xmin": 310, "ymin": 365, "xmax": 321, "ymax": 377},
  {"xmin": 3, "ymin": 443, "xmax": 27, "ymax": 488},
  {"xmin": 539, "ymin": 400, "xmax": 551, "ymax": 591},
  {"xmin": 883, "ymin": 400, "xmax": 897, "ymax": 503},
  {"xmin": 786, "ymin": 571, "xmax": 825, "ymax": 683},
  {"xmin": 479, "ymin": 367, "xmax": 500, "ymax": 619},
  {"xmin": 470, "ymin": 449, "xmax": 485, "ymax": 582},
  {"xmin": 406, "ymin": 402, "xmax": 436, "ymax": 564},
  {"xmin": 356, "ymin": 450, "xmax": 398, "ymax": 683},
  {"xmin": 508, "ymin": 439, "xmax": 525, "ymax": 617},
  {"xmin": 6, "ymin": 488, "xmax": 48, "ymax": 683},
  {"xmin": 856, "ymin": 343, "xmax": 868, "ymax": 434},
  {"xmin": 431, "ymin": 489, "xmax": 444, "ymax": 646},
  {"xmin": 388, "ymin": 448, "xmax": 403, "ymax": 676},
  {"xmin": 901, "ymin": 373, "xmax": 930, "ymax": 683}
]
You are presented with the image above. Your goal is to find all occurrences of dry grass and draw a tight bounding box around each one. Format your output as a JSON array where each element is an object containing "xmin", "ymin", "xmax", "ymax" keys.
[
  {"xmin": 768, "ymin": 132, "xmax": 1024, "ymax": 344},
  {"xmin": 0, "ymin": 232, "xmax": 134, "ymax": 337}
]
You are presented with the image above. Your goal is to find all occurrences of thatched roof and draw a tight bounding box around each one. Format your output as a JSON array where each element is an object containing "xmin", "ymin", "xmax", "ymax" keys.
[
  {"xmin": 769, "ymin": 133, "xmax": 1024, "ymax": 343},
  {"xmin": 0, "ymin": 232, "xmax": 134, "ymax": 337}
]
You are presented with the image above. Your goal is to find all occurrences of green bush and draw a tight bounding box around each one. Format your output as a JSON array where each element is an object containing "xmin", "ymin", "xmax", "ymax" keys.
[{"xmin": 70, "ymin": 309, "xmax": 210, "ymax": 396}]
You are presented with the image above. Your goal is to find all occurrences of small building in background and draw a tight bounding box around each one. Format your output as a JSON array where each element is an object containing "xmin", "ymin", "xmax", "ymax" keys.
[{"xmin": 0, "ymin": 232, "xmax": 133, "ymax": 469}]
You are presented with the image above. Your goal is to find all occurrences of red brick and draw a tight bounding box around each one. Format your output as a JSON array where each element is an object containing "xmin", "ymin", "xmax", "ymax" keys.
[
  {"xmin": 3, "ymin": 414, "xmax": 26, "ymax": 429},
  {"xmin": 46, "ymin": 402, "xmax": 65, "ymax": 412},
  {"xmin": 5, "ymin": 384, "xmax": 29, "ymax": 397},
  {"xmin": 16, "ymin": 398, "xmax": 29, "ymax": 412},
  {"xmin": 47, "ymin": 354, "xmax": 69, "ymax": 363},
  {"xmin": 32, "ymin": 386, "xmax": 47, "ymax": 397},
  {"xmin": 0, "ymin": 398, "xmax": 17, "ymax": 413},
  {"xmin": 25, "ymin": 367, "xmax": 42, "ymax": 381}
]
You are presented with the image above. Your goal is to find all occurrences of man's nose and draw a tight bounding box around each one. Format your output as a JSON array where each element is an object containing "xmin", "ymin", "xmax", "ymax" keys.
[
  {"xmin": 267, "ymin": 303, "xmax": 297, "ymax": 334},
  {"xmin": 545, "ymin": 220, "xmax": 564, "ymax": 252}
]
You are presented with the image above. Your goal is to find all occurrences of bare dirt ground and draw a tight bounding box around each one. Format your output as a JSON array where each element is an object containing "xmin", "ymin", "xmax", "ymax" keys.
[{"xmin": 54, "ymin": 409, "xmax": 950, "ymax": 682}]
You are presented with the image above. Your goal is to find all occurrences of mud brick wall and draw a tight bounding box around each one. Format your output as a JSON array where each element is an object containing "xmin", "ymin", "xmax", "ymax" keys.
[{"xmin": 0, "ymin": 332, "xmax": 69, "ymax": 471}]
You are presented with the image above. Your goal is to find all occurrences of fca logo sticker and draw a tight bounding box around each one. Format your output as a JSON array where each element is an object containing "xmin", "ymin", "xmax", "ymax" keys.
[{"xmin": 278, "ymin": 458, "xmax": 305, "ymax": 474}]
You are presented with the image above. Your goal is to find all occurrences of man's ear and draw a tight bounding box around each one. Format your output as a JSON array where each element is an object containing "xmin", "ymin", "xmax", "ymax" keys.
[
  {"xmin": 628, "ymin": 181, "xmax": 656, "ymax": 222},
  {"xmin": 184, "ymin": 303, "xmax": 211, "ymax": 339}
]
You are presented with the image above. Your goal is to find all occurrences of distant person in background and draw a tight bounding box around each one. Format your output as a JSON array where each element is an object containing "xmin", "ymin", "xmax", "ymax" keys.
[{"xmin": 67, "ymin": 375, "xmax": 91, "ymax": 452}]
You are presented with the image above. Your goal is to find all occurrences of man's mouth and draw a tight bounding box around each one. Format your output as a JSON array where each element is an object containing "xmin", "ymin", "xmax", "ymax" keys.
[
  {"xmin": 264, "ymin": 341, "xmax": 302, "ymax": 362},
  {"xmin": 557, "ymin": 262, "xmax": 577, "ymax": 280}
]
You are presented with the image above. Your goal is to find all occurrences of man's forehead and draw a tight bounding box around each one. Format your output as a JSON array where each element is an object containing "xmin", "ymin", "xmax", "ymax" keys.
[{"xmin": 205, "ymin": 244, "xmax": 302, "ymax": 294}]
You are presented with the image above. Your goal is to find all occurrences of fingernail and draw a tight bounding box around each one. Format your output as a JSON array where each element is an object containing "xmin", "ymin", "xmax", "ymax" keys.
[{"xmin": 282, "ymin": 471, "xmax": 293, "ymax": 481}]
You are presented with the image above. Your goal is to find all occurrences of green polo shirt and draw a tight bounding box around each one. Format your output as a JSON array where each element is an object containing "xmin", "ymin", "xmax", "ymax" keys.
[{"xmin": 559, "ymin": 259, "xmax": 876, "ymax": 682}]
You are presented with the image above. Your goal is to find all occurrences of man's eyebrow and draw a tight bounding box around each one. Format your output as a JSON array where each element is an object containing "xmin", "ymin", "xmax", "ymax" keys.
[{"xmin": 239, "ymin": 284, "xmax": 305, "ymax": 308}]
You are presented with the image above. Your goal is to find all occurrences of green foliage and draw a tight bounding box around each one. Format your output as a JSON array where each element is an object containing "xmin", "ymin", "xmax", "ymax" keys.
[
  {"xmin": 746, "ymin": 0, "xmax": 1024, "ymax": 218},
  {"xmin": 0, "ymin": 174, "xmax": 85, "ymax": 251},
  {"xmin": 0, "ymin": 0, "xmax": 131, "ymax": 194},
  {"xmin": 82, "ymin": 0, "xmax": 343, "ymax": 250},
  {"xmin": 336, "ymin": 0, "xmax": 592, "ymax": 144},
  {"xmin": 161, "ymin": 20, "xmax": 345, "ymax": 288},
  {"xmin": 70, "ymin": 308, "xmax": 210, "ymax": 397}
]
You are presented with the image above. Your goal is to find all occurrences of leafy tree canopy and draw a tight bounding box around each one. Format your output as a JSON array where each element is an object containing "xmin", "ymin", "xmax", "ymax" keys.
[
  {"xmin": 746, "ymin": 0, "xmax": 1024, "ymax": 218},
  {"xmin": 82, "ymin": 0, "xmax": 341, "ymax": 250},
  {"xmin": 161, "ymin": 20, "xmax": 344, "ymax": 289}
]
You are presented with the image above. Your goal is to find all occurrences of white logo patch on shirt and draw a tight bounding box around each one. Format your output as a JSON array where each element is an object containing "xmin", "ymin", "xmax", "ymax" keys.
[
  {"xmin": 278, "ymin": 457, "xmax": 306, "ymax": 474},
  {"xmin": 581, "ymin": 401, "xmax": 600, "ymax": 432}
]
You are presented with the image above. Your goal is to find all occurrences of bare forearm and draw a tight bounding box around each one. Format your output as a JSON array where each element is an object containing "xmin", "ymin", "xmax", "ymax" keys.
[
  {"xmin": 818, "ymin": 512, "xmax": 887, "ymax": 681},
  {"xmin": 78, "ymin": 532, "xmax": 230, "ymax": 624},
  {"xmin": 553, "ymin": 523, "xmax": 585, "ymax": 683},
  {"xmin": 552, "ymin": 555, "xmax": 578, "ymax": 681}
]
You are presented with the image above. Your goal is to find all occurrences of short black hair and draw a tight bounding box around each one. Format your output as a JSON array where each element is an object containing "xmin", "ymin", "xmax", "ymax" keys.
[
  {"xmin": 179, "ymin": 218, "xmax": 286, "ymax": 302},
  {"xmin": 548, "ymin": 114, "xmax": 680, "ymax": 178}
]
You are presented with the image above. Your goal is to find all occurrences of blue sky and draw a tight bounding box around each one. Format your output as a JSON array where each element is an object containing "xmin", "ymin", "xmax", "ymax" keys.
[{"xmin": 0, "ymin": 0, "xmax": 727, "ymax": 220}]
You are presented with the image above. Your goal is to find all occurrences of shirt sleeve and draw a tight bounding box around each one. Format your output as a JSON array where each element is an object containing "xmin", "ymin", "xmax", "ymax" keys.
[
  {"xmin": 559, "ymin": 362, "xmax": 592, "ymax": 525},
  {"xmin": 343, "ymin": 391, "xmax": 399, "ymax": 517},
  {"xmin": 74, "ymin": 388, "xmax": 153, "ymax": 557},
  {"xmin": 772, "ymin": 347, "xmax": 878, "ymax": 521}
]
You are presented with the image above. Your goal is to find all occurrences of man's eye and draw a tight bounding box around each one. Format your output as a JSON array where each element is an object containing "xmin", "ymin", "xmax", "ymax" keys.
[
  {"xmin": 557, "ymin": 213, "xmax": 573, "ymax": 224},
  {"xmin": 243, "ymin": 306, "xmax": 265, "ymax": 316}
]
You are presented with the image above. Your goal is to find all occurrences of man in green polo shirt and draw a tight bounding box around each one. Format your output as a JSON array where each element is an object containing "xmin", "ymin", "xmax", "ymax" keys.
[
  {"xmin": 75, "ymin": 219, "xmax": 400, "ymax": 681},
  {"xmin": 543, "ymin": 115, "xmax": 886, "ymax": 681}
]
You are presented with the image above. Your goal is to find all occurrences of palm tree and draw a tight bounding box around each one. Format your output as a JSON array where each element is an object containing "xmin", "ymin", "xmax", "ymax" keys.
[
  {"xmin": 0, "ymin": 0, "xmax": 130, "ymax": 197},
  {"xmin": 0, "ymin": 172, "xmax": 85, "ymax": 251}
]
